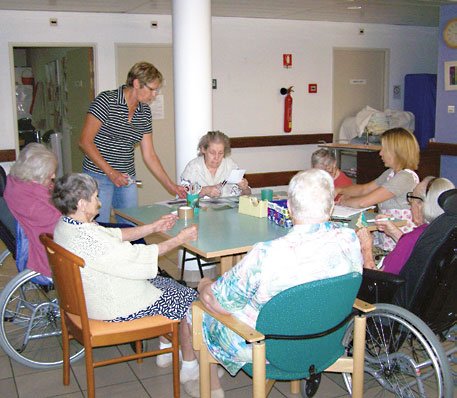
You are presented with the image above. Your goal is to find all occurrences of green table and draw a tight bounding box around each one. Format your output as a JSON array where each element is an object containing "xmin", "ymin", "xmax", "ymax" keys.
[
  {"xmin": 115, "ymin": 204, "xmax": 405, "ymax": 275},
  {"xmin": 115, "ymin": 204, "xmax": 290, "ymax": 274}
]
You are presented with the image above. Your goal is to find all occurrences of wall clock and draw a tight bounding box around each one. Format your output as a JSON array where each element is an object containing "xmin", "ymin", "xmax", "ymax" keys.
[{"xmin": 443, "ymin": 18, "xmax": 457, "ymax": 48}]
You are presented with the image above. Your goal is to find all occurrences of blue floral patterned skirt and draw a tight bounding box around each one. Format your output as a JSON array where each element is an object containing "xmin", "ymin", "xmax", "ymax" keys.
[{"xmin": 108, "ymin": 276, "xmax": 198, "ymax": 322}]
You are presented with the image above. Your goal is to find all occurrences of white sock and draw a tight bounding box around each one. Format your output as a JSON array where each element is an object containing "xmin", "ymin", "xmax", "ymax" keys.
[
  {"xmin": 159, "ymin": 341, "xmax": 172, "ymax": 350},
  {"xmin": 181, "ymin": 359, "xmax": 198, "ymax": 370}
]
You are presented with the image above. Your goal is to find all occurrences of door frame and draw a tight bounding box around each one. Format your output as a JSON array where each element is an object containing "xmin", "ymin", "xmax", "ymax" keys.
[
  {"xmin": 332, "ymin": 47, "xmax": 390, "ymax": 140},
  {"xmin": 9, "ymin": 42, "xmax": 97, "ymax": 154}
]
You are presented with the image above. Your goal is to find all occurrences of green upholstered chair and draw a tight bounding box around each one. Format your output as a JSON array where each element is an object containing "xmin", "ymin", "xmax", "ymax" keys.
[{"xmin": 192, "ymin": 272, "xmax": 374, "ymax": 398}]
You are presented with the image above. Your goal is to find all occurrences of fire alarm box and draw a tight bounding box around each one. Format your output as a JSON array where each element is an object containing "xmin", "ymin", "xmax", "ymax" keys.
[
  {"xmin": 283, "ymin": 54, "xmax": 292, "ymax": 68},
  {"xmin": 309, "ymin": 84, "xmax": 317, "ymax": 93}
]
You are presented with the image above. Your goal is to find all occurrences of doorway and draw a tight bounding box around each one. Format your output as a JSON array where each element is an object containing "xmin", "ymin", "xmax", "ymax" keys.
[
  {"xmin": 333, "ymin": 48, "xmax": 388, "ymax": 142},
  {"xmin": 12, "ymin": 46, "xmax": 94, "ymax": 174}
]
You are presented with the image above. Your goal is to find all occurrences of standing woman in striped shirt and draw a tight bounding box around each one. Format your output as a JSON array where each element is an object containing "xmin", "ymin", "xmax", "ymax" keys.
[{"xmin": 79, "ymin": 62, "xmax": 186, "ymax": 223}]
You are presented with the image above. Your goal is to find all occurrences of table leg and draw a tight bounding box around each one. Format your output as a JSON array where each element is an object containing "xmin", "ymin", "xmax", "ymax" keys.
[
  {"xmin": 219, "ymin": 254, "xmax": 246, "ymax": 275},
  {"xmin": 219, "ymin": 256, "xmax": 234, "ymax": 275}
]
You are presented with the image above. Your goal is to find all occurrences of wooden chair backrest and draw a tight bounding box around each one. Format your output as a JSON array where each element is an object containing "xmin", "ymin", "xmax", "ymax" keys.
[{"xmin": 39, "ymin": 233, "xmax": 90, "ymax": 331}]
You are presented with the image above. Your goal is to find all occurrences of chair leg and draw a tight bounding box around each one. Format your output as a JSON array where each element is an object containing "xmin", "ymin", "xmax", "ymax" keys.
[
  {"xmin": 352, "ymin": 315, "xmax": 367, "ymax": 398},
  {"xmin": 290, "ymin": 380, "xmax": 300, "ymax": 394},
  {"xmin": 199, "ymin": 346, "xmax": 212, "ymax": 398},
  {"xmin": 60, "ymin": 312, "xmax": 70, "ymax": 386},
  {"xmin": 85, "ymin": 347, "xmax": 96, "ymax": 398},
  {"xmin": 252, "ymin": 341, "xmax": 266, "ymax": 398},
  {"xmin": 171, "ymin": 323, "xmax": 180, "ymax": 398},
  {"xmin": 180, "ymin": 249, "xmax": 187, "ymax": 280},
  {"xmin": 135, "ymin": 340, "xmax": 143, "ymax": 364}
]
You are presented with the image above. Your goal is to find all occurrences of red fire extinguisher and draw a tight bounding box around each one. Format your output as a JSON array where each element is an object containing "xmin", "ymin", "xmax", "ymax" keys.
[{"xmin": 281, "ymin": 86, "xmax": 294, "ymax": 133}]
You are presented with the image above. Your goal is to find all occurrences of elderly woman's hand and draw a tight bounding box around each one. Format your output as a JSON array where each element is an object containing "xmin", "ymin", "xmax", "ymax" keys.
[
  {"xmin": 356, "ymin": 227, "xmax": 373, "ymax": 252},
  {"xmin": 356, "ymin": 227, "xmax": 379, "ymax": 270},
  {"xmin": 374, "ymin": 215, "xmax": 403, "ymax": 242},
  {"xmin": 151, "ymin": 214, "xmax": 178, "ymax": 233},
  {"xmin": 237, "ymin": 178, "xmax": 249, "ymax": 191},
  {"xmin": 200, "ymin": 185, "xmax": 222, "ymax": 198},
  {"xmin": 177, "ymin": 224, "xmax": 198, "ymax": 244}
]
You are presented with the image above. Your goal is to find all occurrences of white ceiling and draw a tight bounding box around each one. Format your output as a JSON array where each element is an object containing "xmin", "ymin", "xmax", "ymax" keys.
[{"xmin": 0, "ymin": 0, "xmax": 457, "ymax": 27}]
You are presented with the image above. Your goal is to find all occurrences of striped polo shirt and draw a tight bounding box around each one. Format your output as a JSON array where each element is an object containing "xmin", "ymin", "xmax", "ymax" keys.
[{"xmin": 82, "ymin": 85, "xmax": 152, "ymax": 176}]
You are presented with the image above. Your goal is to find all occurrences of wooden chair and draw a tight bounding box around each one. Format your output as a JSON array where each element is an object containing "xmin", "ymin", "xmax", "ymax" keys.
[
  {"xmin": 39, "ymin": 233, "xmax": 181, "ymax": 398},
  {"xmin": 192, "ymin": 272, "xmax": 375, "ymax": 398}
]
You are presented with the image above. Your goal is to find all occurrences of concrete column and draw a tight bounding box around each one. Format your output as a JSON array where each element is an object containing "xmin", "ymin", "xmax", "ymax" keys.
[{"xmin": 172, "ymin": 0, "xmax": 212, "ymax": 180}]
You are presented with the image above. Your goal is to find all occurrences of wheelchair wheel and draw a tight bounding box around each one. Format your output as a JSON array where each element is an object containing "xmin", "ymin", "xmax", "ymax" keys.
[
  {"xmin": 342, "ymin": 303, "xmax": 453, "ymax": 398},
  {"xmin": 0, "ymin": 269, "xmax": 85, "ymax": 369},
  {"xmin": 443, "ymin": 323, "xmax": 457, "ymax": 382}
]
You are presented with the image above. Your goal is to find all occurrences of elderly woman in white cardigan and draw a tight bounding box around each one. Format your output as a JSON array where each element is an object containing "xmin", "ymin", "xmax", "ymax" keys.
[
  {"xmin": 181, "ymin": 131, "xmax": 251, "ymax": 198},
  {"xmin": 52, "ymin": 172, "xmax": 198, "ymax": 369}
]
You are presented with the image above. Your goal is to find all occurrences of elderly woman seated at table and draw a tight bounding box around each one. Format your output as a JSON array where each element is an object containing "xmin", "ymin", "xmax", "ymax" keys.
[
  {"xmin": 51, "ymin": 173, "xmax": 199, "ymax": 368},
  {"xmin": 181, "ymin": 131, "xmax": 251, "ymax": 198},
  {"xmin": 357, "ymin": 176, "xmax": 455, "ymax": 274},
  {"xmin": 4, "ymin": 143, "xmax": 60, "ymax": 278},
  {"xmin": 311, "ymin": 148, "xmax": 353, "ymax": 188},
  {"xmin": 178, "ymin": 169, "xmax": 363, "ymax": 398}
]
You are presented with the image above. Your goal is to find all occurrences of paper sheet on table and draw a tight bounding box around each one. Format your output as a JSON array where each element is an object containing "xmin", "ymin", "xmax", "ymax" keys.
[
  {"xmin": 226, "ymin": 169, "xmax": 245, "ymax": 184},
  {"xmin": 332, "ymin": 205, "xmax": 375, "ymax": 218}
]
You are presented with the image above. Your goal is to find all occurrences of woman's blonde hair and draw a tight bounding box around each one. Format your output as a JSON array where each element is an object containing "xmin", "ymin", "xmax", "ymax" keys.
[
  {"xmin": 126, "ymin": 62, "xmax": 163, "ymax": 87},
  {"xmin": 381, "ymin": 127, "xmax": 420, "ymax": 170},
  {"xmin": 10, "ymin": 143, "xmax": 57, "ymax": 185},
  {"xmin": 197, "ymin": 131, "xmax": 231, "ymax": 157}
]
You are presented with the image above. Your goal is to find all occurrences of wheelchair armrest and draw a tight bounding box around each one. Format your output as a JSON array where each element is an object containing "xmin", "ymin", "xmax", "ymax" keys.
[
  {"xmin": 363, "ymin": 268, "xmax": 406, "ymax": 285},
  {"xmin": 353, "ymin": 298, "xmax": 376, "ymax": 313},
  {"xmin": 191, "ymin": 301, "xmax": 264, "ymax": 352},
  {"xmin": 357, "ymin": 269, "xmax": 406, "ymax": 304}
]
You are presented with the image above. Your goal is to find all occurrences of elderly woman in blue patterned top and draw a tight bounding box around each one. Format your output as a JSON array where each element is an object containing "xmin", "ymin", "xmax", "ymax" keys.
[
  {"xmin": 179, "ymin": 169, "xmax": 363, "ymax": 398},
  {"xmin": 79, "ymin": 62, "xmax": 186, "ymax": 223}
]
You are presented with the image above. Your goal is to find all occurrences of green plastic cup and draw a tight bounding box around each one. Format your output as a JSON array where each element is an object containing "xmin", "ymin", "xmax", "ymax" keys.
[{"xmin": 261, "ymin": 189, "xmax": 273, "ymax": 201}]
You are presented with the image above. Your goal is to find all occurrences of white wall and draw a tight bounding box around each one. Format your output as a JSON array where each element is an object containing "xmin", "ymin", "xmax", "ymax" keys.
[
  {"xmin": 0, "ymin": 10, "xmax": 173, "ymax": 151},
  {"xmin": 0, "ymin": 10, "xmax": 438, "ymax": 177},
  {"xmin": 211, "ymin": 17, "xmax": 438, "ymax": 173}
]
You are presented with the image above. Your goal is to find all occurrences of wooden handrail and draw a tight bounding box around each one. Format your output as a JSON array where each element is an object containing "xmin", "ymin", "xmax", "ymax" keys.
[
  {"xmin": 0, "ymin": 150, "xmax": 16, "ymax": 162},
  {"xmin": 427, "ymin": 142, "xmax": 457, "ymax": 156},
  {"xmin": 230, "ymin": 133, "xmax": 333, "ymax": 148}
]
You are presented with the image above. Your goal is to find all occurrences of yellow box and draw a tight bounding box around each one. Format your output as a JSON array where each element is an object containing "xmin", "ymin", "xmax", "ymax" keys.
[{"xmin": 238, "ymin": 195, "xmax": 268, "ymax": 218}]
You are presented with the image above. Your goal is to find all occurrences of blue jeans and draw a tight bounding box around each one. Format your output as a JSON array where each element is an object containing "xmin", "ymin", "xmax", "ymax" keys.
[{"xmin": 83, "ymin": 170, "xmax": 138, "ymax": 224}]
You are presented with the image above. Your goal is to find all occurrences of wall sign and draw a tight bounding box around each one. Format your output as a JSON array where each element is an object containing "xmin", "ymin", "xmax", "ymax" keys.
[
  {"xmin": 350, "ymin": 79, "xmax": 367, "ymax": 85},
  {"xmin": 444, "ymin": 60, "xmax": 457, "ymax": 91},
  {"xmin": 308, "ymin": 83, "xmax": 317, "ymax": 93},
  {"xmin": 283, "ymin": 54, "xmax": 292, "ymax": 68}
]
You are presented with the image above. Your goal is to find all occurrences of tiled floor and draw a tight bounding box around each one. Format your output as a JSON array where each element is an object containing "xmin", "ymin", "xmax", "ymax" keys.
[{"xmin": 0, "ymin": 237, "xmax": 455, "ymax": 397}]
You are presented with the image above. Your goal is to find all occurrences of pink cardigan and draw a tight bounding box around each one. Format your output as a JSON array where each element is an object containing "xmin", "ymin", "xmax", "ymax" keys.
[{"xmin": 4, "ymin": 176, "xmax": 61, "ymax": 277}]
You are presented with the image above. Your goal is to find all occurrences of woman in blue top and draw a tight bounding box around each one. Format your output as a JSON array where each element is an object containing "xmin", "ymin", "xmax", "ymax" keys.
[{"xmin": 79, "ymin": 62, "xmax": 186, "ymax": 223}]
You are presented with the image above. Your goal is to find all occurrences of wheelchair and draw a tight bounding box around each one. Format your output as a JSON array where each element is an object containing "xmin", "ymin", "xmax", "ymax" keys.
[
  {"xmin": 0, "ymin": 222, "xmax": 85, "ymax": 369},
  {"xmin": 339, "ymin": 188, "xmax": 457, "ymax": 398}
]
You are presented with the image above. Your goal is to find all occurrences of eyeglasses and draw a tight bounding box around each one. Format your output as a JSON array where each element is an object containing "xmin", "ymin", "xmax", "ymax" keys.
[
  {"xmin": 406, "ymin": 192, "xmax": 424, "ymax": 205},
  {"xmin": 144, "ymin": 83, "xmax": 161, "ymax": 94}
]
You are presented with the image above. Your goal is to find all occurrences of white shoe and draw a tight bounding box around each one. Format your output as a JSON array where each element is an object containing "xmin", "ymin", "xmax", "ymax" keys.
[
  {"xmin": 183, "ymin": 379, "xmax": 225, "ymax": 398},
  {"xmin": 156, "ymin": 350, "xmax": 182, "ymax": 368}
]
